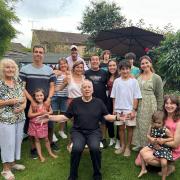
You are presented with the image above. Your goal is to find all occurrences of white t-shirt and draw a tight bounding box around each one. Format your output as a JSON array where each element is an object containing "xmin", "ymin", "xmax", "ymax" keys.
[{"xmin": 111, "ymin": 77, "xmax": 142, "ymax": 113}]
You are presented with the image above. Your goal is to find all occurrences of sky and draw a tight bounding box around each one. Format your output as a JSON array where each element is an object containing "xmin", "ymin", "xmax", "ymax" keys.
[{"xmin": 13, "ymin": 0, "xmax": 180, "ymax": 47}]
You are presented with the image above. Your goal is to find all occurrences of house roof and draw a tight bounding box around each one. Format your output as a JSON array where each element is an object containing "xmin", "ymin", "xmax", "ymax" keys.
[
  {"xmin": 33, "ymin": 29, "xmax": 89, "ymax": 45},
  {"xmin": 10, "ymin": 42, "xmax": 26, "ymax": 52}
]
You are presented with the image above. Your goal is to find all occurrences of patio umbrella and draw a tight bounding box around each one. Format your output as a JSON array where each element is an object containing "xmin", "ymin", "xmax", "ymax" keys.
[{"xmin": 94, "ymin": 26, "xmax": 164, "ymax": 57}]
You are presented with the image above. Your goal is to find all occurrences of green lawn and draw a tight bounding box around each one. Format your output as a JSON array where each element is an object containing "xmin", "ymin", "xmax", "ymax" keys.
[{"xmin": 1, "ymin": 124, "xmax": 180, "ymax": 180}]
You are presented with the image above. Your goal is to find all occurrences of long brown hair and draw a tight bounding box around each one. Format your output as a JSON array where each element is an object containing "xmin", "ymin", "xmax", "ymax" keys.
[
  {"xmin": 139, "ymin": 55, "xmax": 154, "ymax": 73},
  {"xmin": 163, "ymin": 95, "xmax": 180, "ymax": 122},
  {"xmin": 107, "ymin": 59, "xmax": 119, "ymax": 79}
]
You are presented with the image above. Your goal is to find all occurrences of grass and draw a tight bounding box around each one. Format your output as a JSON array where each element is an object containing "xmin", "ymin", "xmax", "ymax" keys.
[{"xmin": 1, "ymin": 124, "xmax": 180, "ymax": 180}]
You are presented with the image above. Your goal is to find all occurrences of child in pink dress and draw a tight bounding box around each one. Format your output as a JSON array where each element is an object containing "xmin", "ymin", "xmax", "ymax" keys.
[{"xmin": 28, "ymin": 88, "xmax": 57, "ymax": 162}]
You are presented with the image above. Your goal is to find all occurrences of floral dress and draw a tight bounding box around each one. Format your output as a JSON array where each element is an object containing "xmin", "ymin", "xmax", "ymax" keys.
[
  {"xmin": 132, "ymin": 76, "xmax": 157, "ymax": 147},
  {"xmin": 148, "ymin": 127, "xmax": 173, "ymax": 161},
  {"xmin": 0, "ymin": 78, "xmax": 25, "ymax": 124}
]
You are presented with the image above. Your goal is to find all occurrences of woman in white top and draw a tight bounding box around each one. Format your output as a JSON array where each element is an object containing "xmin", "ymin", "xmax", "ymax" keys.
[
  {"xmin": 56, "ymin": 60, "xmax": 85, "ymax": 105},
  {"xmin": 56, "ymin": 60, "xmax": 85, "ymax": 152}
]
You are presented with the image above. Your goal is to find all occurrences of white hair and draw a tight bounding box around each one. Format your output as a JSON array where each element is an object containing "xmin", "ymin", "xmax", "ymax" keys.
[{"xmin": 0, "ymin": 58, "xmax": 19, "ymax": 80}]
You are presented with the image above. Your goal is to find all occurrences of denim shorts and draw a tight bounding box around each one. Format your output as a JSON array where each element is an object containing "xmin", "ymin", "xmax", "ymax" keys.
[{"xmin": 51, "ymin": 96, "xmax": 68, "ymax": 112}]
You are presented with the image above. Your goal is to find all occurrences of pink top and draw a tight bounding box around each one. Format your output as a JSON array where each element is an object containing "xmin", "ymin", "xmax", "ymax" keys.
[
  {"xmin": 165, "ymin": 118, "xmax": 180, "ymax": 160},
  {"xmin": 28, "ymin": 105, "xmax": 48, "ymax": 138}
]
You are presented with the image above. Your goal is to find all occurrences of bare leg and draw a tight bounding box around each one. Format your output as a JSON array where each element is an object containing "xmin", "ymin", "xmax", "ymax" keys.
[
  {"xmin": 60, "ymin": 122, "xmax": 65, "ymax": 131},
  {"xmin": 29, "ymin": 136, "xmax": 36, "ymax": 150},
  {"xmin": 140, "ymin": 147, "xmax": 160, "ymax": 167},
  {"xmin": 35, "ymin": 138, "xmax": 45, "ymax": 162},
  {"xmin": 44, "ymin": 137, "xmax": 58, "ymax": 159},
  {"xmin": 167, "ymin": 163, "xmax": 175, "ymax": 176},
  {"xmin": 119, "ymin": 125, "xmax": 126, "ymax": 150},
  {"xmin": 138, "ymin": 153, "xmax": 147, "ymax": 178},
  {"xmin": 126, "ymin": 126, "xmax": 133, "ymax": 148},
  {"xmin": 160, "ymin": 158, "xmax": 167, "ymax": 180}
]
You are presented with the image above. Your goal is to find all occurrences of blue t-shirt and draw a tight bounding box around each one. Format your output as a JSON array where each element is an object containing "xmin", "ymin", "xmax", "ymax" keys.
[{"xmin": 19, "ymin": 64, "xmax": 56, "ymax": 97}]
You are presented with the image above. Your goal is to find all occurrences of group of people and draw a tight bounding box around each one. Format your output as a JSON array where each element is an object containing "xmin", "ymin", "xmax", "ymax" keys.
[{"xmin": 0, "ymin": 44, "xmax": 179, "ymax": 180}]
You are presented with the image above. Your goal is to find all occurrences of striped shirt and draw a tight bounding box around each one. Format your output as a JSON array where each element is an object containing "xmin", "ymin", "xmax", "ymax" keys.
[
  {"xmin": 54, "ymin": 74, "xmax": 68, "ymax": 97},
  {"xmin": 19, "ymin": 64, "xmax": 56, "ymax": 97}
]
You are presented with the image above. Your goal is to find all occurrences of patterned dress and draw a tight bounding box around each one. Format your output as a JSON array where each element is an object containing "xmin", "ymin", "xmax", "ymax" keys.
[
  {"xmin": 148, "ymin": 127, "xmax": 173, "ymax": 161},
  {"xmin": 132, "ymin": 76, "xmax": 157, "ymax": 147},
  {"xmin": 0, "ymin": 78, "xmax": 25, "ymax": 124},
  {"xmin": 28, "ymin": 105, "xmax": 48, "ymax": 138}
]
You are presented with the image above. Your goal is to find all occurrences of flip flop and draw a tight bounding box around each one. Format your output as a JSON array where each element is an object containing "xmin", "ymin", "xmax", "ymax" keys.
[{"xmin": 1, "ymin": 170, "xmax": 15, "ymax": 180}]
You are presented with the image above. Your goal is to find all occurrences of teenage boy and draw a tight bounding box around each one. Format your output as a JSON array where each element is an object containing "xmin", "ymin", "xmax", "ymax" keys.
[
  {"xmin": 111, "ymin": 60, "xmax": 142, "ymax": 157},
  {"xmin": 125, "ymin": 52, "xmax": 140, "ymax": 77}
]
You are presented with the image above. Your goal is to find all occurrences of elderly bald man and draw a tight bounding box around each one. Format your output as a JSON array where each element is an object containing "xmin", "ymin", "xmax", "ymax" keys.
[{"xmin": 38, "ymin": 79, "xmax": 119, "ymax": 180}]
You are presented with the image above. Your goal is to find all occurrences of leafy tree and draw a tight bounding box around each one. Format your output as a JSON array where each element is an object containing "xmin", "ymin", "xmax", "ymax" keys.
[
  {"xmin": 78, "ymin": 0, "xmax": 126, "ymax": 38},
  {"xmin": 0, "ymin": 0, "xmax": 19, "ymax": 57},
  {"xmin": 152, "ymin": 32, "xmax": 180, "ymax": 90}
]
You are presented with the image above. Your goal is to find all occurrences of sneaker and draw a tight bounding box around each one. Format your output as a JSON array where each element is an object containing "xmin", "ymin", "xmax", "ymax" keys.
[
  {"xmin": 109, "ymin": 138, "xmax": 115, "ymax": 146},
  {"xmin": 114, "ymin": 148, "xmax": 124, "ymax": 155},
  {"xmin": 30, "ymin": 148, "xmax": 38, "ymax": 159},
  {"xmin": 59, "ymin": 131, "xmax": 67, "ymax": 139},
  {"xmin": 102, "ymin": 139, "xmax": 107, "ymax": 148},
  {"xmin": 132, "ymin": 146, "xmax": 141, "ymax": 152},
  {"xmin": 123, "ymin": 147, "xmax": 131, "ymax": 157},
  {"xmin": 51, "ymin": 142, "xmax": 60, "ymax": 152},
  {"xmin": 12, "ymin": 164, "xmax": 25, "ymax": 171},
  {"xmin": 114, "ymin": 140, "xmax": 120, "ymax": 149},
  {"xmin": 100, "ymin": 142, "xmax": 104, "ymax": 149},
  {"xmin": 53, "ymin": 133, "xmax": 58, "ymax": 142}
]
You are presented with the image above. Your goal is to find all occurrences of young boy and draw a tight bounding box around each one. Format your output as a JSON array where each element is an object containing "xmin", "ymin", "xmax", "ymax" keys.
[{"xmin": 111, "ymin": 60, "xmax": 142, "ymax": 157}]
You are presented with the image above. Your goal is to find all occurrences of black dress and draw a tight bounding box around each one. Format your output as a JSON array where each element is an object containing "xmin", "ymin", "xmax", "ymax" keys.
[{"xmin": 148, "ymin": 127, "xmax": 173, "ymax": 161}]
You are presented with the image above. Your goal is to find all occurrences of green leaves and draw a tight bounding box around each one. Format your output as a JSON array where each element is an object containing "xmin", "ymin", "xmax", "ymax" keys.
[
  {"xmin": 78, "ymin": 0, "xmax": 126, "ymax": 38},
  {"xmin": 0, "ymin": 0, "xmax": 19, "ymax": 57},
  {"xmin": 153, "ymin": 31, "xmax": 180, "ymax": 90}
]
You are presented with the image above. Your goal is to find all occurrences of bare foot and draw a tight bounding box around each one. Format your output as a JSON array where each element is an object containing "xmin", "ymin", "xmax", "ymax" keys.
[
  {"xmin": 138, "ymin": 170, "xmax": 147, "ymax": 178},
  {"xmin": 167, "ymin": 165, "xmax": 175, "ymax": 176},
  {"xmin": 40, "ymin": 156, "xmax": 45, "ymax": 162},
  {"xmin": 50, "ymin": 153, "xmax": 58, "ymax": 159},
  {"xmin": 158, "ymin": 165, "xmax": 175, "ymax": 177}
]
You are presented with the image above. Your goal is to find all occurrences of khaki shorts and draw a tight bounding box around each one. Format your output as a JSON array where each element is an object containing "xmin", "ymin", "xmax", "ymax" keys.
[{"xmin": 114, "ymin": 112, "xmax": 136, "ymax": 127}]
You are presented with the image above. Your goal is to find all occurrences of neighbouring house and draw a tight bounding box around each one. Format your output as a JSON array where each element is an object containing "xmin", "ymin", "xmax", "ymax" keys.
[
  {"xmin": 4, "ymin": 42, "xmax": 28, "ymax": 63},
  {"xmin": 31, "ymin": 29, "xmax": 89, "ymax": 56},
  {"xmin": 4, "ymin": 42, "xmax": 68, "ymax": 68}
]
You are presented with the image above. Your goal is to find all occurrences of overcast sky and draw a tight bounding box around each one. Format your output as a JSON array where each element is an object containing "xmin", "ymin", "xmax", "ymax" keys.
[{"xmin": 13, "ymin": 0, "xmax": 180, "ymax": 47}]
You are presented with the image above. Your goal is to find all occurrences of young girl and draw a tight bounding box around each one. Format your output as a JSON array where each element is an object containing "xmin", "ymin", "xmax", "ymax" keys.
[
  {"xmin": 28, "ymin": 89, "xmax": 57, "ymax": 162},
  {"xmin": 138, "ymin": 111, "xmax": 173, "ymax": 180}
]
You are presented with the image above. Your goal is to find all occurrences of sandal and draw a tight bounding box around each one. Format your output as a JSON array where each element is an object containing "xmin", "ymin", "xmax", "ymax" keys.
[
  {"xmin": 12, "ymin": 164, "xmax": 25, "ymax": 171},
  {"xmin": 1, "ymin": 170, "xmax": 15, "ymax": 180}
]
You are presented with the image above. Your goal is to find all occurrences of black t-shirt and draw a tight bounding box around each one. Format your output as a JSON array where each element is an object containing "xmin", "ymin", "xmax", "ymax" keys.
[
  {"xmin": 85, "ymin": 69, "xmax": 108, "ymax": 103},
  {"xmin": 65, "ymin": 97, "xmax": 109, "ymax": 130}
]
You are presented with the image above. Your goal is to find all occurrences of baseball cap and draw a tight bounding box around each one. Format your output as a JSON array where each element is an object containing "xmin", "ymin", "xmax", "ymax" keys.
[{"xmin": 70, "ymin": 45, "xmax": 78, "ymax": 50}]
